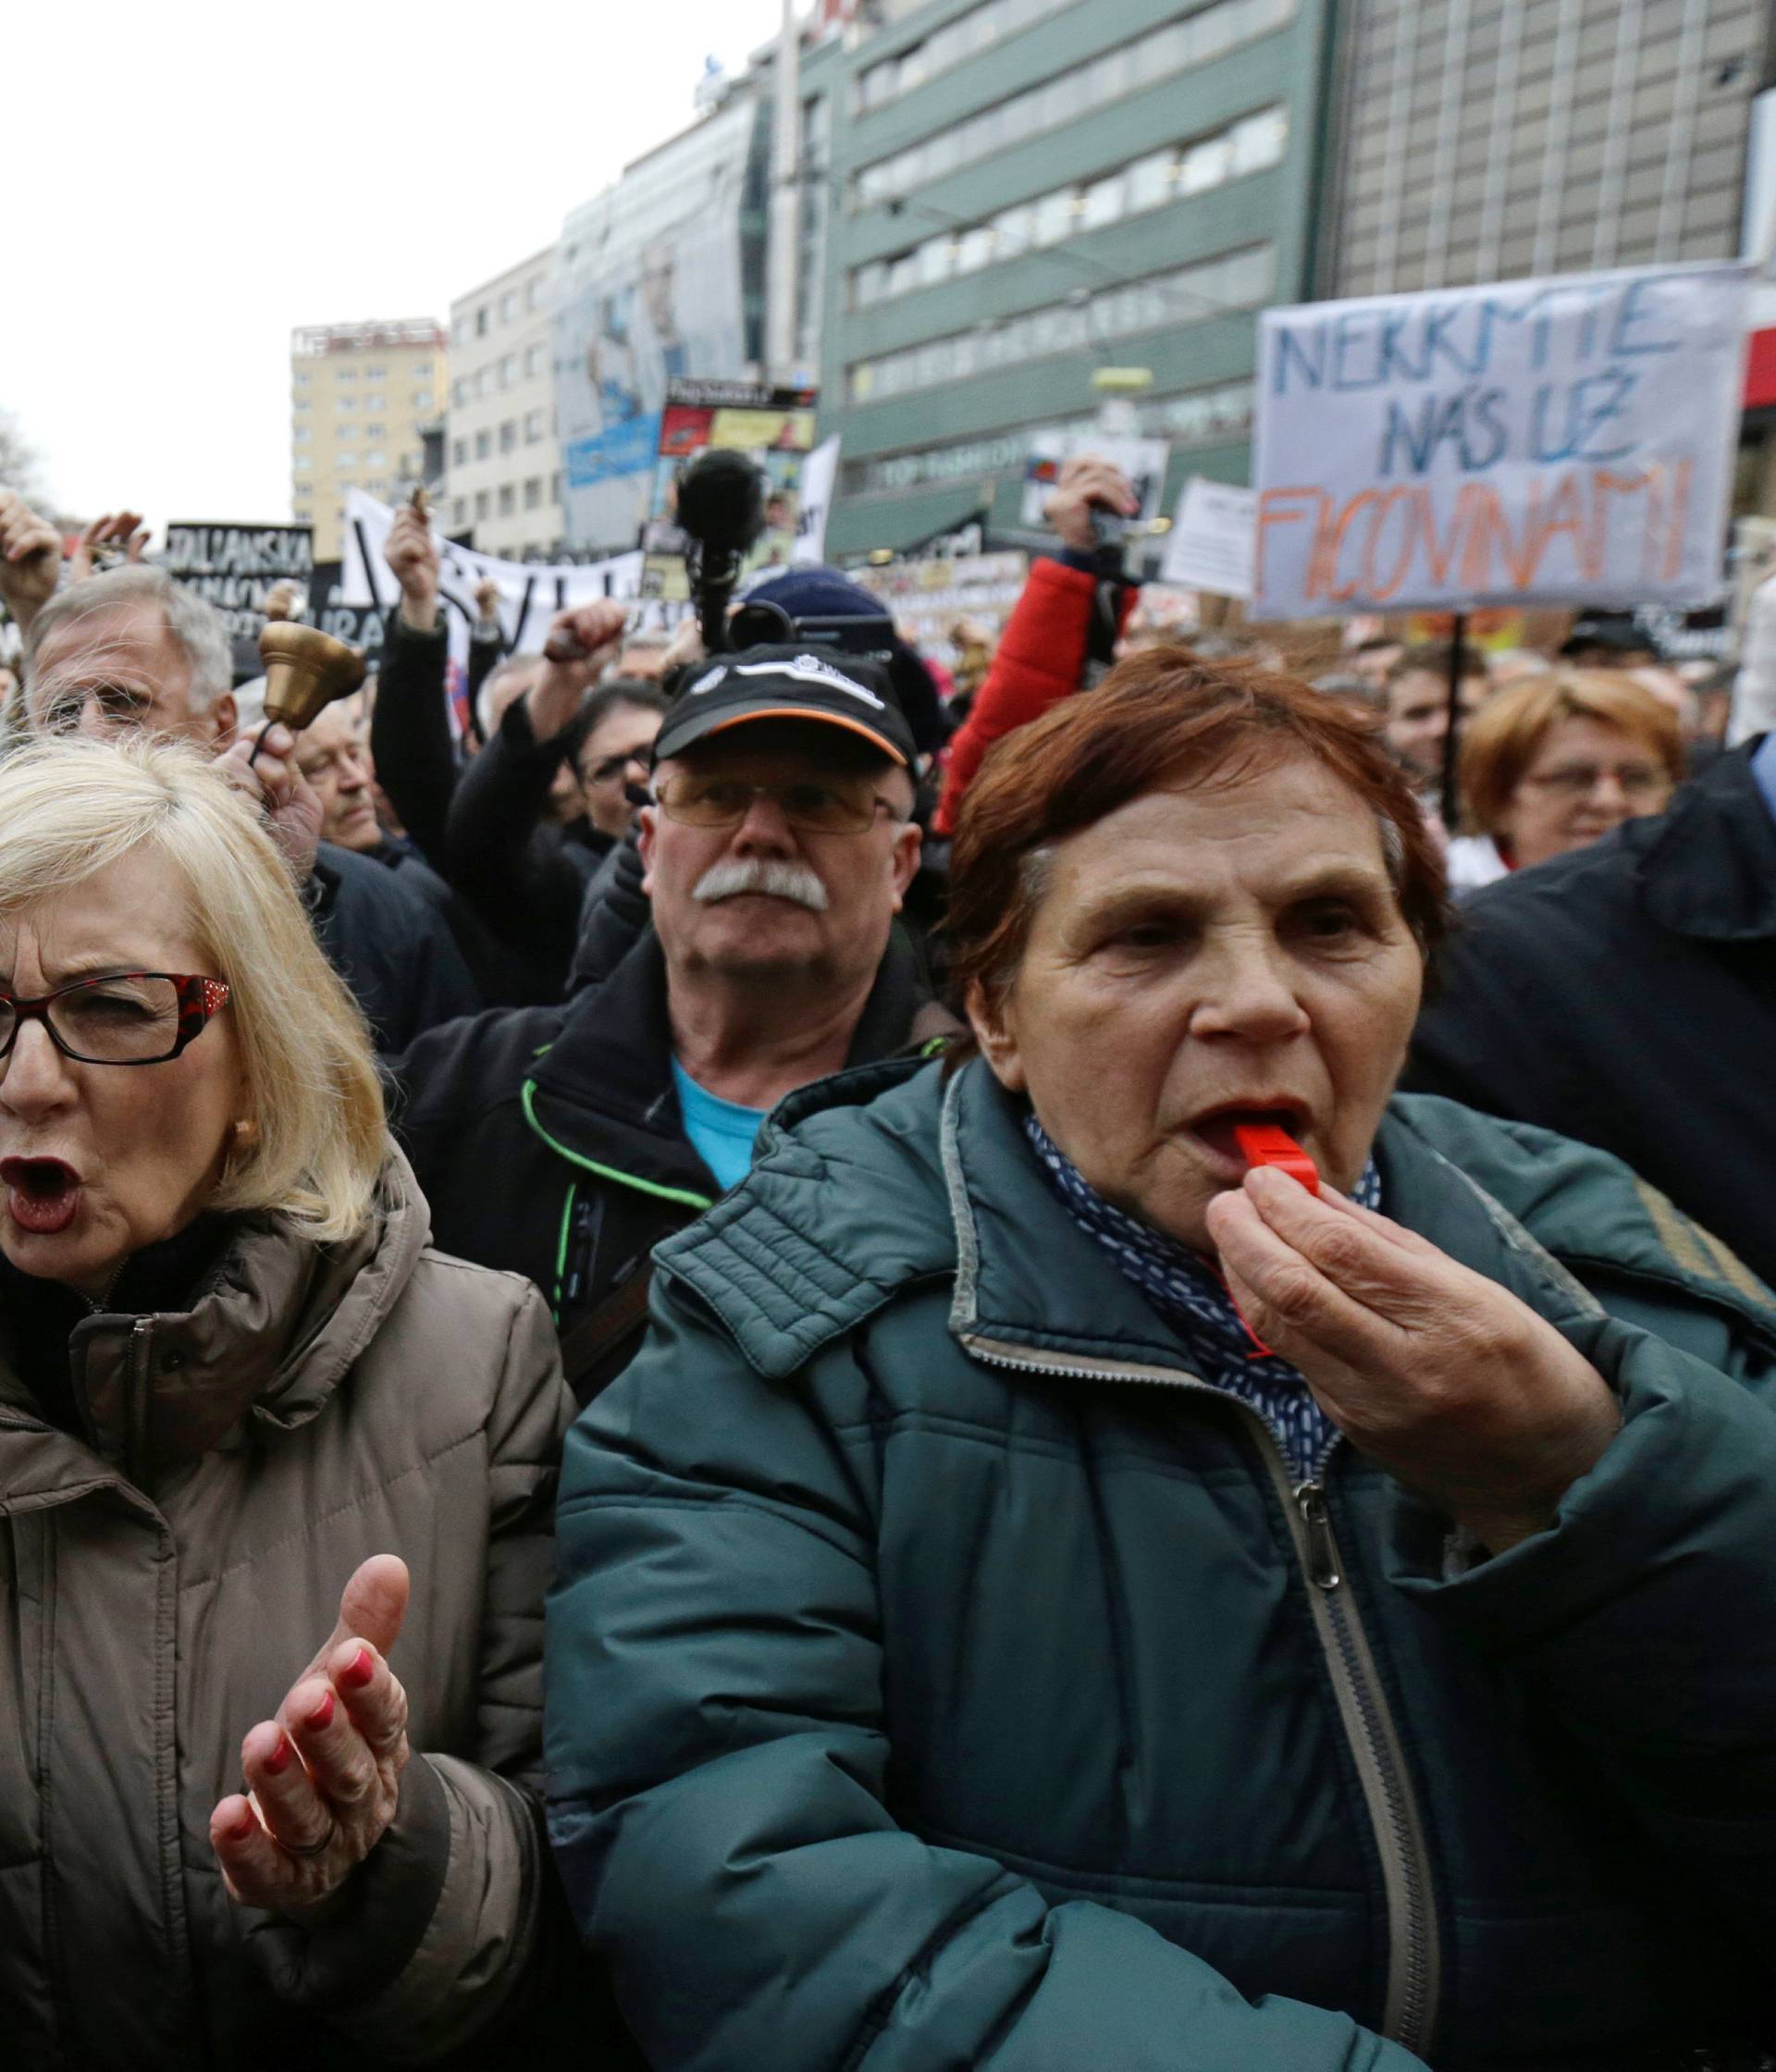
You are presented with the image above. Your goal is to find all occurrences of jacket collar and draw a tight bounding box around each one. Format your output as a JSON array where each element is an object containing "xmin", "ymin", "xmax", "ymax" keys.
[
  {"xmin": 1630, "ymin": 739, "xmax": 1776, "ymax": 942},
  {"xmin": 524, "ymin": 923, "xmax": 944, "ymax": 1205},
  {"xmin": 660, "ymin": 1059, "xmax": 1607, "ymax": 1384},
  {"xmin": 0, "ymin": 1145, "xmax": 430, "ymax": 1491}
]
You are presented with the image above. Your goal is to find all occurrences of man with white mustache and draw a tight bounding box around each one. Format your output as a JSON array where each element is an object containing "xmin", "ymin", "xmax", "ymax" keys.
[{"xmin": 392, "ymin": 642, "xmax": 952, "ymax": 1403}]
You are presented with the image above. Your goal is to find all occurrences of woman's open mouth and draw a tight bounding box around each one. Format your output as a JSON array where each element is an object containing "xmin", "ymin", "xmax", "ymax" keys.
[
  {"xmin": 1, "ymin": 1157, "xmax": 84, "ymax": 1236},
  {"xmin": 1188, "ymin": 1104, "xmax": 1312, "ymax": 1178}
]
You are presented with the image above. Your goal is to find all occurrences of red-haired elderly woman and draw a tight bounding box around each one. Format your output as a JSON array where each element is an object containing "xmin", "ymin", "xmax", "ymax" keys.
[
  {"xmin": 549, "ymin": 652, "xmax": 1776, "ymax": 2072},
  {"xmin": 0, "ymin": 737, "xmax": 626, "ymax": 2070},
  {"xmin": 1447, "ymin": 669, "xmax": 1684, "ymax": 895}
]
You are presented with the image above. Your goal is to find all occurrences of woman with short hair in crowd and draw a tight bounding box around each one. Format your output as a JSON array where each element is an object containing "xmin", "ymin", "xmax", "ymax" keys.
[
  {"xmin": 549, "ymin": 653, "xmax": 1776, "ymax": 2070},
  {"xmin": 0, "ymin": 736, "xmax": 617, "ymax": 2069},
  {"xmin": 1447, "ymin": 669, "xmax": 1683, "ymax": 894}
]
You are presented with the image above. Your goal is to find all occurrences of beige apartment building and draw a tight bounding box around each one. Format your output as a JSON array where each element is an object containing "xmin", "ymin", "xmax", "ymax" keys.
[
  {"xmin": 445, "ymin": 247, "xmax": 561, "ymax": 559},
  {"xmin": 290, "ymin": 320, "xmax": 448, "ymax": 561}
]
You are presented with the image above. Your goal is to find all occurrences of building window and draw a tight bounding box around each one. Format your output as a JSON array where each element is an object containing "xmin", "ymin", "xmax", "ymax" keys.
[
  {"xmin": 846, "ymin": 108, "xmax": 1288, "ymax": 309},
  {"xmin": 550, "ymin": 472, "xmax": 561, "ymax": 502},
  {"xmin": 498, "ymin": 485, "xmax": 515, "ymax": 516},
  {"xmin": 854, "ymin": 0, "xmax": 1298, "ymax": 205},
  {"xmin": 338, "ymin": 395, "xmax": 358, "ymax": 412},
  {"xmin": 500, "ymin": 420, "xmax": 517, "ymax": 453},
  {"xmin": 475, "ymin": 429, "xmax": 491, "ymax": 460},
  {"xmin": 452, "ymin": 378, "xmax": 468, "ymax": 407},
  {"xmin": 293, "ymin": 503, "xmax": 312, "ymax": 521},
  {"xmin": 500, "ymin": 354, "xmax": 516, "ymax": 388},
  {"xmin": 365, "ymin": 365, "xmax": 387, "ymax": 381},
  {"xmin": 413, "ymin": 389, "xmax": 433, "ymax": 411},
  {"xmin": 524, "ymin": 408, "xmax": 546, "ymax": 442},
  {"xmin": 336, "ymin": 366, "xmax": 358, "ymax": 381},
  {"xmin": 454, "ymin": 497, "xmax": 469, "ymax": 527},
  {"xmin": 475, "ymin": 490, "xmax": 490, "ymax": 519},
  {"xmin": 524, "ymin": 342, "xmax": 544, "ymax": 377},
  {"xmin": 294, "ymin": 426, "xmax": 312, "ymax": 442},
  {"xmin": 475, "ymin": 307, "xmax": 488, "ymax": 336},
  {"xmin": 293, "ymin": 371, "xmax": 311, "ymax": 389},
  {"xmin": 500, "ymin": 291, "xmax": 517, "ymax": 324},
  {"xmin": 452, "ymin": 438, "xmax": 468, "ymax": 467},
  {"xmin": 293, "ymin": 479, "xmax": 312, "ymax": 497},
  {"xmin": 524, "ymin": 477, "xmax": 542, "ymax": 509},
  {"xmin": 526, "ymin": 278, "xmax": 542, "ymax": 310},
  {"xmin": 365, "ymin": 422, "xmax": 386, "ymax": 439},
  {"xmin": 365, "ymin": 450, "xmax": 387, "ymax": 467},
  {"xmin": 338, "ymin": 451, "xmax": 358, "ymax": 469},
  {"xmin": 846, "ymin": 241, "xmax": 1276, "ymax": 403}
]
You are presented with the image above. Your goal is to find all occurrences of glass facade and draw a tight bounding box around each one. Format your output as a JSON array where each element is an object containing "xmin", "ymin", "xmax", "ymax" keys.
[
  {"xmin": 855, "ymin": 0, "xmax": 1297, "ymax": 205},
  {"xmin": 848, "ymin": 242, "xmax": 1276, "ymax": 402},
  {"xmin": 852, "ymin": 107, "xmax": 1288, "ymax": 309}
]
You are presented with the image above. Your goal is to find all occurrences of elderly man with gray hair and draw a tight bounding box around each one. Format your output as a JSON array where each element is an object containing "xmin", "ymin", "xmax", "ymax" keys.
[{"xmin": 14, "ymin": 558, "xmax": 478, "ymax": 1051}]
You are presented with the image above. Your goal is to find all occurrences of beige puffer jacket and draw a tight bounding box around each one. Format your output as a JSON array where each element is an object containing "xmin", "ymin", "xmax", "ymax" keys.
[{"xmin": 0, "ymin": 1147, "xmax": 578, "ymax": 2070}]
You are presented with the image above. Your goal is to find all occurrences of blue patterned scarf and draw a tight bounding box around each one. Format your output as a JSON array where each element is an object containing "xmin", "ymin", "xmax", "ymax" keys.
[{"xmin": 1024, "ymin": 1113, "xmax": 1382, "ymax": 1485}]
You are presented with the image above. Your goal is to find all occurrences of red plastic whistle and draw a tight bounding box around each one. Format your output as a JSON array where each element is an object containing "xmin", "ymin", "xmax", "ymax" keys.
[{"xmin": 1233, "ymin": 1123, "xmax": 1320, "ymax": 1195}]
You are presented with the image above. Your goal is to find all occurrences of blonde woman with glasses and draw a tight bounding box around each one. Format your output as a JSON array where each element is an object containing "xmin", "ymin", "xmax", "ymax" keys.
[{"xmin": 0, "ymin": 737, "xmax": 621, "ymax": 2070}]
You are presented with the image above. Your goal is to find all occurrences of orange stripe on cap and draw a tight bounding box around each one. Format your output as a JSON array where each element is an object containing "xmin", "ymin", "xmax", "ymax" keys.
[{"xmin": 697, "ymin": 706, "xmax": 908, "ymax": 765}]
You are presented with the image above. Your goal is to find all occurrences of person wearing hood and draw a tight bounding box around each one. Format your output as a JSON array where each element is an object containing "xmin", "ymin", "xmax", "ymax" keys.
[{"xmin": 0, "ymin": 735, "xmax": 623, "ymax": 2069}]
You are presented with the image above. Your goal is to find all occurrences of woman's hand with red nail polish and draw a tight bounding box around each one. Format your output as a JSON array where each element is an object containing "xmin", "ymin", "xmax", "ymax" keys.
[{"xmin": 209, "ymin": 1555, "xmax": 413, "ymax": 1918}]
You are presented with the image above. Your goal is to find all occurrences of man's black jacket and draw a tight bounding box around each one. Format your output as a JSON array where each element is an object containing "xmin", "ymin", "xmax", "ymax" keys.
[
  {"xmin": 309, "ymin": 842, "xmax": 480, "ymax": 1053},
  {"xmin": 390, "ymin": 926, "xmax": 951, "ymax": 1400},
  {"xmin": 1406, "ymin": 739, "xmax": 1776, "ymax": 1288}
]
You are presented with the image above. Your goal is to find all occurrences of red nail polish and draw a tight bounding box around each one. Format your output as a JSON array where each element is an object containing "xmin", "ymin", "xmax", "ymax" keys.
[
  {"xmin": 232, "ymin": 1808, "xmax": 257, "ymax": 1840},
  {"xmin": 265, "ymin": 1735, "xmax": 292, "ymax": 1775},
  {"xmin": 340, "ymin": 1646, "xmax": 376, "ymax": 1690},
  {"xmin": 304, "ymin": 1689, "xmax": 336, "ymax": 1731}
]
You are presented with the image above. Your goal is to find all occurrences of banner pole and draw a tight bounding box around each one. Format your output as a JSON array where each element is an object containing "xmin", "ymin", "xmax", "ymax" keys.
[{"xmin": 1440, "ymin": 611, "xmax": 1468, "ymax": 829}]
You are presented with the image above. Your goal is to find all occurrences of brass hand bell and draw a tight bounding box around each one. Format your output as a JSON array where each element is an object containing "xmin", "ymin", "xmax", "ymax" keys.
[{"xmin": 258, "ymin": 622, "xmax": 367, "ymax": 732}]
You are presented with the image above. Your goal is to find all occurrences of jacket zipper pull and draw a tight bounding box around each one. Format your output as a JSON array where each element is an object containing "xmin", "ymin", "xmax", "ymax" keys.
[
  {"xmin": 1297, "ymin": 1481, "xmax": 1341, "ymax": 1590},
  {"xmin": 127, "ymin": 1317, "xmax": 154, "ymax": 1484}
]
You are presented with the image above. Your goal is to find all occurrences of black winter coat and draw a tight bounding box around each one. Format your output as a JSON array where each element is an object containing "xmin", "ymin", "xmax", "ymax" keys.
[
  {"xmin": 308, "ymin": 843, "xmax": 480, "ymax": 1052},
  {"xmin": 1406, "ymin": 739, "xmax": 1776, "ymax": 1288},
  {"xmin": 390, "ymin": 926, "xmax": 950, "ymax": 1400}
]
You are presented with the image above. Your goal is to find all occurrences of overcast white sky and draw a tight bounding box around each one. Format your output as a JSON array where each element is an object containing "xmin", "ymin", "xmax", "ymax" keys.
[{"xmin": 2, "ymin": 0, "xmax": 787, "ymax": 530}]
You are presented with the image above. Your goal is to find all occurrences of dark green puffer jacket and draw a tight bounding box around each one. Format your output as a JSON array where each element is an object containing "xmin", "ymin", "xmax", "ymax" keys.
[{"xmin": 547, "ymin": 1059, "xmax": 1776, "ymax": 2071}]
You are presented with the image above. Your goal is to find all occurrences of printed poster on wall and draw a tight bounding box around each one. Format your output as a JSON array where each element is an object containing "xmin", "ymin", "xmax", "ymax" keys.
[{"xmin": 1251, "ymin": 262, "xmax": 1752, "ymax": 619}]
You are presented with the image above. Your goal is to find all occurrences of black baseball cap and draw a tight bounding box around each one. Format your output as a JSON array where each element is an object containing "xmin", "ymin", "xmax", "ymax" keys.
[{"xmin": 654, "ymin": 643, "xmax": 916, "ymax": 768}]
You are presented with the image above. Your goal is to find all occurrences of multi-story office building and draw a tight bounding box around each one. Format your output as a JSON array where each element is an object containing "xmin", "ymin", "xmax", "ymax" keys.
[
  {"xmin": 1323, "ymin": 0, "xmax": 1773, "ymax": 298},
  {"xmin": 444, "ymin": 247, "xmax": 562, "ymax": 558},
  {"xmin": 814, "ymin": 0, "xmax": 1336, "ymax": 558},
  {"xmin": 551, "ymin": 86, "xmax": 773, "ymax": 553},
  {"xmin": 290, "ymin": 321, "xmax": 447, "ymax": 561}
]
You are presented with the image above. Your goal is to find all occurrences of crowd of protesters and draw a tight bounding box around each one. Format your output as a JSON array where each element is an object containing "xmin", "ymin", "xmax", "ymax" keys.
[{"xmin": 0, "ymin": 451, "xmax": 1773, "ymax": 2072}]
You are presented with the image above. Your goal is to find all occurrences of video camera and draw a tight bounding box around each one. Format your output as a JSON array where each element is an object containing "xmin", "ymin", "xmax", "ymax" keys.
[{"xmin": 674, "ymin": 449, "xmax": 898, "ymax": 668}]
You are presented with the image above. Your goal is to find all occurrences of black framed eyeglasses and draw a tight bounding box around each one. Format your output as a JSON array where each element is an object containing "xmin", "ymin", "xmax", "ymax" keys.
[{"xmin": 0, "ymin": 974, "xmax": 232, "ymax": 1067}]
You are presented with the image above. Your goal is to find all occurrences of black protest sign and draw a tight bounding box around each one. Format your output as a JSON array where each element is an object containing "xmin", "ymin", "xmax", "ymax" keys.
[
  {"xmin": 307, "ymin": 561, "xmax": 387, "ymax": 663},
  {"xmin": 163, "ymin": 523, "xmax": 314, "ymax": 679}
]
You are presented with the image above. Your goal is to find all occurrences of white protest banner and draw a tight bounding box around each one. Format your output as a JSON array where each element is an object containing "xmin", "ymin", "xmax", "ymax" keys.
[
  {"xmin": 1252, "ymin": 263, "xmax": 1752, "ymax": 620},
  {"xmin": 1161, "ymin": 477, "xmax": 1256, "ymax": 598},
  {"xmin": 339, "ymin": 489, "xmax": 646, "ymax": 667},
  {"xmin": 792, "ymin": 435, "xmax": 842, "ymax": 566}
]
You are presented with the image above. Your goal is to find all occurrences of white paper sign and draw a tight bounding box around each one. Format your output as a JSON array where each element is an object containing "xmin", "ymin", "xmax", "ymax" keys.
[
  {"xmin": 1161, "ymin": 477, "xmax": 1256, "ymax": 598},
  {"xmin": 791, "ymin": 435, "xmax": 842, "ymax": 567},
  {"xmin": 1252, "ymin": 263, "xmax": 1752, "ymax": 619},
  {"xmin": 1021, "ymin": 432, "xmax": 1171, "ymax": 528},
  {"xmin": 339, "ymin": 488, "xmax": 646, "ymax": 666}
]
